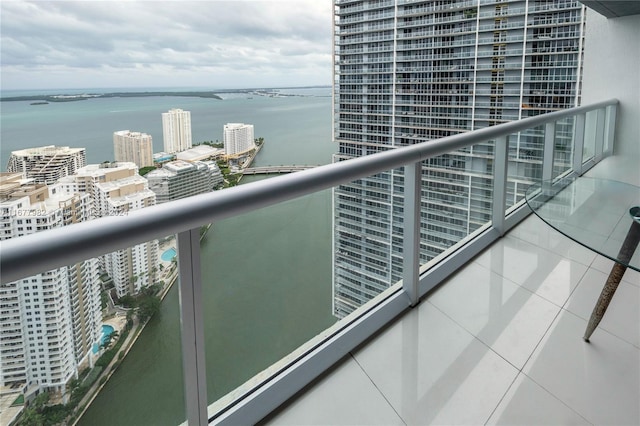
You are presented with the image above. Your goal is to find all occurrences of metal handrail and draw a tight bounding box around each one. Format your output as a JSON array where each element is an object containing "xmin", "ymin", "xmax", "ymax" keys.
[{"xmin": 0, "ymin": 99, "xmax": 617, "ymax": 284}]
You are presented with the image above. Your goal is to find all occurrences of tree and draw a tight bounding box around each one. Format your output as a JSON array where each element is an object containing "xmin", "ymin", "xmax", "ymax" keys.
[
  {"xmin": 100, "ymin": 290, "xmax": 108, "ymax": 310},
  {"xmin": 137, "ymin": 295, "xmax": 161, "ymax": 322},
  {"xmin": 118, "ymin": 295, "xmax": 135, "ymax": 308},
  {"xmin": 139, "ymin": 166, "xmax": 156, "ymax": 176},
  {"xmin": 126, "ymin": 310, "xmax": 134, "ymax": 328},
  {"xmin": 19, "ymin": 392, "xmax": 49, "ymax": 426}
]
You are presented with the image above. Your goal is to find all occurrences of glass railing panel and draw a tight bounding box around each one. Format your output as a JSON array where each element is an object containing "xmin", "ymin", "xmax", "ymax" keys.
[
  {"xmin": 603, "ymin": 107, "xmax": 614, "ymax": 153},
  {"xmin": 201, "ymin": 178, "xmax": 337, "ymax": 408},
  {"xmin": 77, "ymin": 233, "xmax": 186, "ymax": 426},
  {"xmin": 419, "ymin": 142, "xmax": 495, "ymax": 267},
  {"xmin": 505, "ymin": 125, "xmax": 545, "ymax": 209},
  {"xmin": 334, "ymin": 169, "xmax": 396, "ymax": 317},
  {"xmin": 552, "ymin": 116, "xmax": 575, "ymax": 179},
  {"xmin": 583, "ymin": 109, "xmax": 598, "ymax": 164},
  {"xmin": 0, "ymin": 234, "xmax": 186, "ymax": 426}
]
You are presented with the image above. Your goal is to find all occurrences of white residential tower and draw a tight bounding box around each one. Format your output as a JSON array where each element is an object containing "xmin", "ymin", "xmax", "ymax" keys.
[
  {"xmin": 162, "ymin": 109, "xmax": 192, "ymax": 154},
  {"xmin": 332, "ymin": 0, "xmax": 587, "ymax": 317}
]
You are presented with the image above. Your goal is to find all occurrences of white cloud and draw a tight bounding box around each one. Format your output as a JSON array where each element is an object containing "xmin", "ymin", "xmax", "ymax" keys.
[{"xmin": 0, "ymin": 0, "xmax": 333, "ymax": 90}]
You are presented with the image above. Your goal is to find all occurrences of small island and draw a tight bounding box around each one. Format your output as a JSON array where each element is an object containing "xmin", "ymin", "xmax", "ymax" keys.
[{"xmin": 1, "ymin": 91, "xmax": 223, "ymax": 103}]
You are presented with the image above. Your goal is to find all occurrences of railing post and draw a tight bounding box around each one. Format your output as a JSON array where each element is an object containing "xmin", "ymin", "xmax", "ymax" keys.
[
  {"xmin": 403, "ymin": 162, "xmax": 421, "ymax": 306},
  {"xmin": 492, "ymin": 136, "xmax": 509, "ymax": 235},
  {"xmin": 177, "ymin": 228, "xmax": 208, "ymax": 426},
  {"xmin": 542, "ymin": 121, "xmax": 556, "ymax": 182},
  {"xmin": 604, "ymin": 104, "xmax": 617, "ymax": 156},
  {"xmin": 594, "ymin": 108, "xmax": 605, "ymax": 162},
  {"xmin": 572, "ymin": 113, "xmax": 586, "ymax": 176}
]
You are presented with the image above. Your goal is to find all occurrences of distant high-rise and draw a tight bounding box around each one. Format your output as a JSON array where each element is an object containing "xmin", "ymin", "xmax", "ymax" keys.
[
  {"xmin": 332, "ymin": 0, "xmax": 586, "ymax": 317},
  {"xmin": 223, "ymin": 123, "xmax": 255, "ymax": 156},
  {"xmin": 162, "ymin": 109, "xmax": 192, "ymax": 154},
  {"xmin": 0, "ymin": 173, "xmax": 101, "ymax": 394},
  {"xmin": 7, "ymin": 145, "xmax": 86, "ymax": 185},
  {"xmin": 59, "ymin": 162, "xmax": 158, "ymax": 297},
  {"xmin": 113, "ymin": 130, "xmax": 154, "ymax": 168},
  {"xmin": 146, "ymin": 160, "xmax": 223, "ymax": 203}
]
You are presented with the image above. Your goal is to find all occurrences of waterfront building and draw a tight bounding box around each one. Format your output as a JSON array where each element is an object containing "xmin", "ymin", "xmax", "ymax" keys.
[
  {"xmin": 332, "ymin": 0, "xmax": 587, "ymax": 317},
  {"xmin": 146, "ymin": 160, "xmax": 223, "ymax": 204},
  {"xmin": 6, "ymin": 146, "xmax": 86, "ymax": 185},
  {"xmin": 223, "ymin": 123, "xmax": 255, "ymax": 157},
  {"xmin": 113, "ymin": 130, "xmax": 154, "ymax": 168},
  {"xmin": 59, "ymin": 162, "xmax": 158, "ymax": 297},
  {"xmin": 0, "ymin": 173, "xmax": 100, "ymax": 396},
  {"xmin": 162, "ymin": 108, "xmax": 192, "ymax": 154},
  {"xmin": 176, "ymin": 145, "xmax": 224, "ymax": 162}
]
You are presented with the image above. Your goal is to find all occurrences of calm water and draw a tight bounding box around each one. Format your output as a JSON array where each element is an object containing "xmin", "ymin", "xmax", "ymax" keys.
[
  {"xmin": 1, "ymin": 87, "xmax": 333, "ymax": 166},
  {"xmin": 1, "ymin": 88, "xmax": 338, "ymax": 425}
]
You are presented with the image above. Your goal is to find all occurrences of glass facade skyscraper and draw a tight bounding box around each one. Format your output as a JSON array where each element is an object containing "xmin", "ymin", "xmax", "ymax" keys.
[{"xmin": 332, "ymin": 0, "xmax": 586, "ymax": 318}]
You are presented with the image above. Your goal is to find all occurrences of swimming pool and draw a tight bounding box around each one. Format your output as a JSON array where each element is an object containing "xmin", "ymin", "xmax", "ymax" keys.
[
  {"xmin": 161, "ymin": 247, "xmax": 177, "ymax": 261},
  {"xmin": 93, "ymin": 324, "xmax": 115, "ymax": 354}
]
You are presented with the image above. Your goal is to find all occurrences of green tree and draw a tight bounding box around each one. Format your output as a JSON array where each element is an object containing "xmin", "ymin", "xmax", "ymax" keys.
[
  {"xmin": 137, "ymin": 295, "xmax": 161, "ymax": 322},
  {"xmin": 126, "ymin": 309, "xmax": 134, "ymax": 328},
  {"xmin": 118, "ymin": 295, "xmax": 135, "ymax": 308},
  {"xmin": 139, "ymin": 166, "xmax": 156, "ymax": 176},
  {"xmin": 19, "ymin": 392, "xmax": 49, "ymax": 426},
  {"xmin": 100, "ymin": 290, "xmax": 108, "ymax": 310}
]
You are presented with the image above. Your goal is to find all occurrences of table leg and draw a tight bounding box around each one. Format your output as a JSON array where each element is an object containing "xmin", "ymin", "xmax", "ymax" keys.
[{"xmin": 583, "ymin": 219, "xmax": 640, "ymax": 342}]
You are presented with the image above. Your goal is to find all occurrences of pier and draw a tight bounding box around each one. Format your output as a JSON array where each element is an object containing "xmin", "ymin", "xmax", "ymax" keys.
[{"xmin": 241, "ymin": 165, "xmax": 317, "ymax": 175}]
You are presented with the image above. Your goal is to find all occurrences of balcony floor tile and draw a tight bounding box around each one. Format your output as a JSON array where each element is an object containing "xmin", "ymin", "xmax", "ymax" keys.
[
  {"xmin": 507, "ymin": 215, "xmax": 598, "ymax": 267},
  {"xmin": 351, "ymin": 304, "xmax": 519, "ymax": 426},
  {"xmin": 473, "ymin": 235, "xmax": 589, "ymax": 307},
  {"xmin": 265, "ymin": 355, "xmax": 405, "ymax": 426},
  {"xmin": 486, "ymin": 372, "xmax": 591, "ymax": 425},
  {"xmin": 564, "ymin": 267, "xmax": 639, "ymax": 347},
  {"xmin": 522, "ymin": 310, "xmax": 639, "ymax": 426},
  {"xmin": 428, "ymin": 262, "xmax": 560, "ymax": 369}
]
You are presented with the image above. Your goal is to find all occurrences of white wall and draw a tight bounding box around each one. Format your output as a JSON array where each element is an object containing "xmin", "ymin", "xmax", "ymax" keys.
[{"xmin": 581, "ymin": 11, "xmax": 640, "ymax": 156}]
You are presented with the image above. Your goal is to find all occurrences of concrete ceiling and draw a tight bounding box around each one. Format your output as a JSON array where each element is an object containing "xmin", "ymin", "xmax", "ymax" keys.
[{"xmin": 579, "ymin": 1, "xmax": 640, "ymax": 18}]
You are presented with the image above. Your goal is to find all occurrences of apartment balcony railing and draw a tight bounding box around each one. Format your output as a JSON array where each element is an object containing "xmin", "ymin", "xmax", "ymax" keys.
[{"xmin": 0, "ymin": 100, "xmax": 617, "ymax": 425}]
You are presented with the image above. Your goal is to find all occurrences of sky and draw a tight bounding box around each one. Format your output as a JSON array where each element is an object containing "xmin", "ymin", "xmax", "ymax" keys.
[{"xmin": 0, "ymin": 0, "xmax": 333, "ymax": 91}]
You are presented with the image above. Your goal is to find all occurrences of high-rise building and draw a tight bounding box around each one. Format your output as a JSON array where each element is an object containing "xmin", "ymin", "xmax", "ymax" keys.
[
  {"xmin": 223, "ymin": 123, "xmax": 255, "ymax": 156},
  {"xmin": 113, "ymin": 130, "xmax": 154, "ymax": 168},
  {"xmin": 0, "ymin": 173, "xmax": 101, "ymax": 394},
  {"xmin": 59, "ymin": 162, "xmax": 158, "ymax": 298},
  {"xmin": 146, "ymin": 160, "xmax": 223, "ymax": 204},
  {"xmin": 162, "ymin": 109, "xmax": 192, "ymax": 154},
  {"xmin": 332, "ymin": 0, "xmax": 586, "ymax": 317},
  {"xmin": 6, "ymin": 146, "xmax": 86, "ymax": 185}
]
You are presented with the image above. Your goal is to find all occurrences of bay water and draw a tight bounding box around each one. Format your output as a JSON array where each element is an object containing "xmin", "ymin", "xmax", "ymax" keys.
[{"xmin": 1, "ymin": 87, "xmax": 338, "ymax": 425}]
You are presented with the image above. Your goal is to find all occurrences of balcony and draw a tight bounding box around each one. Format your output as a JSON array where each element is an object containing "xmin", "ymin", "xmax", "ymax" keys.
[
  {"xmin": 3, "ymin": 97, "xmax": 638, "ymax": 425},
  {"xmin": 264, "ymin": 154, "xmax": 639, "ymax": 425}
]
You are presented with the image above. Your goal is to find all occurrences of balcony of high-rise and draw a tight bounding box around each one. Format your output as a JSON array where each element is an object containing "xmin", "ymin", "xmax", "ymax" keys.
[{"xmin": 1, "ymin": 1, "xmax": 639, "ymax": 425}]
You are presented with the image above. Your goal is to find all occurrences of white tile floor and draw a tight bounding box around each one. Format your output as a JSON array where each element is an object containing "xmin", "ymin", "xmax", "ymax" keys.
[{"xmin": 264, "ymin": 157, "xmax": 640, "ymax": 425}]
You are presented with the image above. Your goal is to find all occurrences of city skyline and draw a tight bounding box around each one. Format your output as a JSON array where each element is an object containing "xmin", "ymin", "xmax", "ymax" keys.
[{"xmin": 0, "ymin": 1, "xmax": 332, "ymax": 91}]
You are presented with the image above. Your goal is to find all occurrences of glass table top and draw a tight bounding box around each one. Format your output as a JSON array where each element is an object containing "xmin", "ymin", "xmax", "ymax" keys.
[{"xmin": 525, "ymin": 176, "xmax": 640, "ymax": 272}]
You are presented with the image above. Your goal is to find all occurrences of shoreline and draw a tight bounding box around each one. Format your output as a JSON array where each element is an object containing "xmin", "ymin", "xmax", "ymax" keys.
[
  {"xmin": 236, "ymin": 142, "xmax": 263, "ymax": 184},
  {"xmin": 73, "ymin": 139, "xmax": 263, "ymax": 424},
  {"xmin": 0, "ymin": 86, "xmax": 331, "ymax": 103}
]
